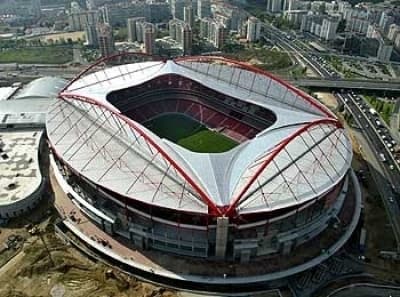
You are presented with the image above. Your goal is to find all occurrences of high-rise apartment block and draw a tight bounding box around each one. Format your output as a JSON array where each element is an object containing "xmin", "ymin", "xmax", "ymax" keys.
[
  {"xmin": 246, "ymin": 17, "xmax": 261, "ymax": 42},
  {"xmin": 97, "ymin": 22, "xmax": 115, "ymax": 57},
  {"xmin": 144, "ymin": 24, "xmax": 156, "ymax": 55},
  {"xmin": 184, "ymin": 5, "xmax": 194, "ymax": 28},
  {"xmin": 127, "ymin": 17, "xmax": 146, "ymax": 43},
  {"xmin": 197, "ymin": 0, "xmax": 211, "ymax": 19}
]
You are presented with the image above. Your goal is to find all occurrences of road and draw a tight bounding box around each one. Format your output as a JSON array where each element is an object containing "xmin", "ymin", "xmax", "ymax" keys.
[
  {"xmin": 335, "ymin": 91, "xmax": 400, "ymax": 250},
  {"xmin": 327, "ymin": 284, "xmax": 400, "ymax": 297},
  {"xmin": 261, "ymin": 22, "xmax": 400, "ymax": 91},
  {"xmin": 289, "ymin": 79, "xmax": 400, "ymax": 91},
  {"xmin": 262, "ymin": 23, "xmax": 336, "ymax": 79}
]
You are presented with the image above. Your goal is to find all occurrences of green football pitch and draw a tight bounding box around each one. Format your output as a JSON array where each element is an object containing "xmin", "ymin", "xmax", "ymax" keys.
[{"xmin": 144, "ymin": 114, "xmax": 238, "ymax": 153}]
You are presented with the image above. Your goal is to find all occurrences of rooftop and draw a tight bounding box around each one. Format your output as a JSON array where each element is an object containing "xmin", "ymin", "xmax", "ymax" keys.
[
  {"xmin": 0, "ymin": 86, "xmax": 19, "ymax": 101},
  {"xmin": 49, "ymin": 57, "xmax": 352, "ymax": 216},
  {"xmin": 0, "ymin": 130, "xmax": 43, "ymax": 206}
]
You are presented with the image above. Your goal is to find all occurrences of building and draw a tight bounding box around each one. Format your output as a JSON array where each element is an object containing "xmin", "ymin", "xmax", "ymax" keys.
[
  {"xmin": 99, "ymin": 2, "xmax": 169, "ymax": 27},
  {"xmin": 310, "ymin": 1, "xmax": 325, "ymax": 13},
  {"xmin": 0, "ymin": 76, "xmax": 67, "ymax": 219},
  {"xmin": 48, "ymin": 55, "xmax": 360, "ymax": 288},
  {"xmin": 337, "ymin": 1, "xmax": 351, "ymax": 13},
  {"xmin": 246, "ymin": 17, "xmax": 261, "ymax": 42},
  {"xmin": 182, "ymin": 24, "xmax": 192, "ymax": 55},
  {"xmin": 267, "ymin": 0, "xmax": 283, "ymax": 13},
  {"xmin": 379, "ymin": 11, "xmax": 394, "ymax": 34},
  {"xmin": 200, "ymin": 18, "xmax": 226, "ymax": 49},
  {"xmin": 85, "ymin": 23, "xmax": 98, "ymax": 47},
  {"xmin": 200, "ymin": 17, "xmax": 212, "ymax": 39},
  {"xmin": 169, "ymin": 19, "xmax": 185, "ymax": 43},
  {"xmin": 144, "ymin": 24, "xmax": 156, "ymax": 55},
  {"xmin": 395, "ymin": 34, "xmax": 400, "ymax": 49},
  {"xmin": 68, "ymin": 10, "xmax": 98, "ymax": 31},
  {"xmin": 97, "ymin": 23, "xmax": 115, "ymax": 57},
  {"xmin": 377, "ymin": 40, "xmax": 393, "ymax": 62},
  {"xmin": 284, "ymin": 10, "xmax": 307, "ymax": 28},
  {"xmin": 197, "ymin": 0, "xmax": 211, "ymax": 19},
  {"xmin": 388, "ymin": 24, "xmax": 400, "ymax": 41},
  {"xmin": 0, "ymin": 130, "xmax": 45, "ymax": 219},
  {"xmin": 171, "ymin": 0, "xmax": 185, "ymax": 20},
  {"xmin": 70, "ymin": 1, "xmax": 82, "ymax": 14},
  {"xmin": 184, "ymin": 5, "xmax": 194, "ymax": 28},
  {"xmin": 283, "ymin": 0, "xmax": 297, "ymax": 11},
  {"xmin": 301, "ymin": 14, "xmax": 340, "ymax": 40},
  {"xmin": 344, "ymin": 8, "xmax": 370, "ymax": 34},
  {"xmin": 320, "ymin": 17, "xmax": 339, "ymax": 41},
  {"xmin": 213, "ymin": 23, "xmax": 227, "ymax": 49},
  {"xmin": 127, "ymin": 17, "xmax": 146, "ymax": 43}
]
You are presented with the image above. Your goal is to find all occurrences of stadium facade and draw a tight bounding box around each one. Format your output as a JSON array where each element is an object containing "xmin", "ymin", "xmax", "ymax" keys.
[{"xmin": 47, "ymin": 54, "xmax": 358, "ymax": 270}]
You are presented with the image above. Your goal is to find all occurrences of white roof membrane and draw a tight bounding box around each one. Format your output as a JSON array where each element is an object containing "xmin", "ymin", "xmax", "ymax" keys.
[{"xmin": 48, "ymin": 59, "xmax": 353, "ymax": 215}]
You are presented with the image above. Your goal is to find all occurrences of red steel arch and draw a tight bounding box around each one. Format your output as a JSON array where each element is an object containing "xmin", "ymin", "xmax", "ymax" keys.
[
  {"xmin": 174, "ymin": 55, "xmax": 335, "ymax": 118},
  {"xmin": 59, "ymin": 55, "xmax": 345, "ymax": 218},
  {"xmin": 58, "ymin": 93, "xmax": 223, "ymax": 216},
  {"xmin": 224, "ymin": 117, "xmax": 342, "ymax": 217}
]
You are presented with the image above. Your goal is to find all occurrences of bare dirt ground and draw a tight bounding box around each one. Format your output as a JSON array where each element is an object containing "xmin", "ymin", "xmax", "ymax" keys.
[
  {"xmin": 0, "ymin": 187, "xmax": 176, "ymax": 297},
  {"xmin": 0, "ymin": 228, "xmax": 177, "ymax": 297},
  {"xmin": 314, "ymin": 92, "xmax": 339, "ymax": 110}
]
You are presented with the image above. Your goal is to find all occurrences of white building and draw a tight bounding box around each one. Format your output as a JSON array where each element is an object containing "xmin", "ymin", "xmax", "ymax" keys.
[
  {"xmin": 68, "ymin": 10, "xmax": 98, "ymax": 32},
  {"xmin": 184, "ymin": 5, "xmax": 194, "ymax": 28},
  {"xmin": 283, "ymin": 0, "xmax": 298, "ymax": 11},
  {"xmin": 267, "ymin": 0, "xmax": 283, "ymax": 13},
  {"xmin": 337, "ymin": 1, "xmax": 351, "ymax": 13},
  {"xmin": 320, "ymin": 17, "xmax": 339, "ymax": 41},
  {"xmin": 388, "ymin": 24, "xmax": 400, "ymax": 41},
  {"xmin": 246, "ymin": 17, "xmax": 261, "ymax": 42},
  {"xmin": 284, "ymin": 10, "xmax": 307, "ymax": 28},
  {"xmin": 127, "ymin": 17, "xmax": 146, "ymax": 43},
  {"xmin": 85, "ymin": 23, "xmax": 98, "ymax": 47},
  {"xmin": 171, "ymin": 0, "xmax": 185, "ymax": 20},
  {"xmin": 197, "ymin": 0, "xmax": 211, "ymax": 19},
  {"xmin": 377, "ymin": 41, "xmax": 393, "ymax": 62},
  {"xmin": 366, "ymin": 24, "xmax": 379, "ymax": 39}
]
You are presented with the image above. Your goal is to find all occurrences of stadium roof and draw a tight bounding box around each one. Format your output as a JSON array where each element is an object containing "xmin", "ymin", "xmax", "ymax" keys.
[
  {"xmin": 14, "ymin": 76, "xmax": 67, "ymax": 100},
  {"xmin": 47, "ymin": 55, "xmax": 352, "ymax": 216}
]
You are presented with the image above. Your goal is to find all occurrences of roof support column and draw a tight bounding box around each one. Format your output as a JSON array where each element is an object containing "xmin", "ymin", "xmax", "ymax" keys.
[{"xmin": 215, "ymin": 216, "xmax": 229, "ymax": 259}]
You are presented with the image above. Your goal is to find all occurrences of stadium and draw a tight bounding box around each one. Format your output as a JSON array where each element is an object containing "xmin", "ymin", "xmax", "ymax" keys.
[{"xmin": 47, "ymin": 53, "xmax": 361, "ymax": 287}]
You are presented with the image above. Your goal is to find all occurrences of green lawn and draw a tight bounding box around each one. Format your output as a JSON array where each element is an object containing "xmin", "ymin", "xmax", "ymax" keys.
[
  {"xmin": 0, "ymin": 46, "xmax": 73, "ymax": 64},
  {"xmin": 144, "ymin": 114, "xmax": 238, "ymax": 153}
]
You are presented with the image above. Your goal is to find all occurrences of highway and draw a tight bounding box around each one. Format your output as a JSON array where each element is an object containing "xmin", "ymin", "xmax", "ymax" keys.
[
  {"xmin": 261, "ymin": 22, "xmax": 400, "ymax": 92},
  {"xmin": 335, "ymin": 91, "xmax": 400, "ymax": 250},
  {"xmin": 262, "ymin": 23, "xmax": 336, "ymax": 79},
  {"xmin": 289, "ymin": 79, "xmax": 400, "ymax": 91}
]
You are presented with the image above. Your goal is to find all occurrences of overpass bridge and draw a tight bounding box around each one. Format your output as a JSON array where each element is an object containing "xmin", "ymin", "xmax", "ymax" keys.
[{"xmin": 288, "ymin": 78, "xmax": 400, "ymax": 91}]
